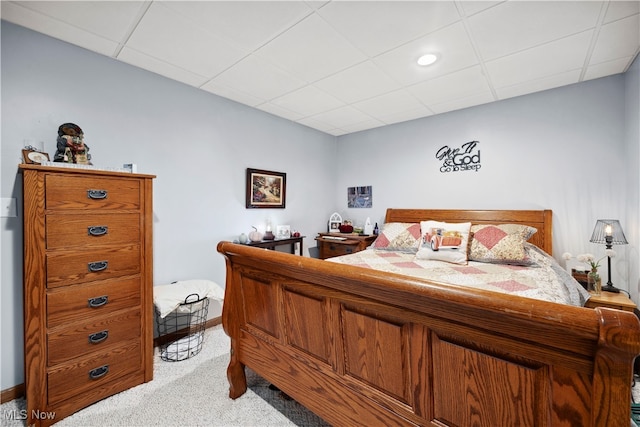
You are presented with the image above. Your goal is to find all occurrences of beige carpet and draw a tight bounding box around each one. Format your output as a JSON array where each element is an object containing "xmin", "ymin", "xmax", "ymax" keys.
[{"xmin": 1, "ymin": 326, "xmax": 329, "ymax": 426}]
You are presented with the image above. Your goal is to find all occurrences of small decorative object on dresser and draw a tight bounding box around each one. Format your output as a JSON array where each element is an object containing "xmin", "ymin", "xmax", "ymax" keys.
[
  {"xmin": 276, "ymin": 225, "xmax": 291, "ymax": 239},
  {"xmin": 328, "ymin": 212, "xmax": 342, "ymax": 232},
  {"xmin": 22, "ymin": 148, "xmax": 50, "ymax": 164},
  {"xmin": 315, "ymin": 232, "xmax": 377, "ymax": 260},
  {"xmin": 53, "ymin": 122, "xmax": 92, "ymax": 165}
]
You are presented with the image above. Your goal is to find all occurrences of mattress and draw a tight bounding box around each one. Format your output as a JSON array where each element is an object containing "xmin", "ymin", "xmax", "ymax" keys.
[{"xmin": 328, "ymin": 243, "xmax": 590, "ymax": 307}]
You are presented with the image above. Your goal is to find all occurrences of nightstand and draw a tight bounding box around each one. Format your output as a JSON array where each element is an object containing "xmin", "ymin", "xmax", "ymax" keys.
[
  {"xmin": 584, "ymin": 291, "xmax": 636, "ymax": 312},
  {"xmin": 315, "ymin": 233, "xmax": 377, "ymax": 260}
]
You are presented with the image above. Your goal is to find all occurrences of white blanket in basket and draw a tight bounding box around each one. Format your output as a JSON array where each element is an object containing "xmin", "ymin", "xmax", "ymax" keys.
[{"xmin": 154, "ymin": 279, "xmax": 225, "ymax": 318}]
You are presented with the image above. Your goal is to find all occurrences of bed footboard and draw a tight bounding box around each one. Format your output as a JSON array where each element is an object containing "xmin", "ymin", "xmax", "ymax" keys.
[{"xmin": 218, "ymin": 242, "xmax": 639, "ymax": 427}]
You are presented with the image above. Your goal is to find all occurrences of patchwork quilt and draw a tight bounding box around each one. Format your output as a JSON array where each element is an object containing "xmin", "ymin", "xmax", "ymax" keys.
[{"xmin": 328, "ymin": 244, "xmax": 589, "ymax": 307}]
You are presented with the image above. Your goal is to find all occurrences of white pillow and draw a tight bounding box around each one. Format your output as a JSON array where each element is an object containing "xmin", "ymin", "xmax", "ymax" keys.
[{"xmin": 415, "ymin": 221, "xmax": 471, "ymax": 265}]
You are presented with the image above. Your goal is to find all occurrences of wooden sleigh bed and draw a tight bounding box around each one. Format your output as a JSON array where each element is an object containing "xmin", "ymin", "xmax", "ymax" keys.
[{"xmin": 218, "ymin": 209, "xmax": 640, "ymax": 427}]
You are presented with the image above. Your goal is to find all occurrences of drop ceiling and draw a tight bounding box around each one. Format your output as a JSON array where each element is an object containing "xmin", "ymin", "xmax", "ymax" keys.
[{"xmin": 2, "ymin": 1, "xmax": 639, "ymax": 136}]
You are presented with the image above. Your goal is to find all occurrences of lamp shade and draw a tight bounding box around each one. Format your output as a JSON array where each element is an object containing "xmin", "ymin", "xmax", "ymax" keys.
[{"xmin": 589, "ymin": 219, "xmax": 628, "ymax": 245}]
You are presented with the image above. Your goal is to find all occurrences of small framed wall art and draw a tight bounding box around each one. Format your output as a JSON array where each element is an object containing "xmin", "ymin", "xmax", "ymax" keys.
[
  {"xmin": 246, "ymin": 168, "xmax": 286, "ymax": 209},
  {"xmin": 22, "ymin": 149, "xmax": 50, "ymax": 164}
]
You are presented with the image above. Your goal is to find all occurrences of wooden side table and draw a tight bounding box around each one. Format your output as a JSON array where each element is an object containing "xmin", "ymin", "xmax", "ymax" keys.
[
  {"xmin": 584, "ymin": 291, "xmax": 636, "ymax": 312},
  {"xmin": 315, "ymin": 233, "xmax": 377, "ymax": 260},
  {"xmin": 246, "ymin": 235, "xmax": 305, "ymax": 256}
]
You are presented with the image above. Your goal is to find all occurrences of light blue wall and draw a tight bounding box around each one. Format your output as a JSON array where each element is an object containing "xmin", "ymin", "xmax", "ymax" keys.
[
  {"xmin": 335, "ymin": 77, "xmax": 631, "ymax": 263},
  {"xmin": 1, "ymin": 21, "xmax": 337, "ymax": 390},
  {"xmin": 624, "ymin": 54, "xmax": 640, "ymax": 304},
  {"xmin": 2, "ymin": 21, "xmax": 639, "ymax": 393}
]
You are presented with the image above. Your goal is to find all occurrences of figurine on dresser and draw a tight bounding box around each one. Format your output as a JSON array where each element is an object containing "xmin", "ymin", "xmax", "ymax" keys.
[{"xmin": 53, "ymin": 122, "xmax": 92, "ymax": 164}]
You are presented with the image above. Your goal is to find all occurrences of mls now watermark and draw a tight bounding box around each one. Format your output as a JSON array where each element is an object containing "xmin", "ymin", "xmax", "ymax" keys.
[{"xmin": 2, "ymin": 408, "xmax": 56, "ymax": 421}]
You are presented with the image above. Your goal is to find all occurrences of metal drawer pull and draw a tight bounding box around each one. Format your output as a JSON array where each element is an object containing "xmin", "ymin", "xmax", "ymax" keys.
[
  {"xmin": 88, "ymin": 365, "xmax": 109, "ymax": 380},
  {"xmin": 87, "ymin": 226, "xmax": 108, "ymax": 236},
  {"xmin": 88, "ymin": 261, "xmax": 108, "ymax": 272},
  {"xmin": 87, "ymin": 189, "xmax": 108, "ymax": 199},
  {"xmin": 88, "ymin": 295, "xmax": 108, "ymax": 308},
  {"xmin": 88, "ymin": 330, "xmax": 109, "ymax": 344}
]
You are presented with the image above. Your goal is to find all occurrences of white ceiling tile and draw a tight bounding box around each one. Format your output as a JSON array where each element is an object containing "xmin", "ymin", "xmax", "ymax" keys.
[
  {"xmin": 317, "ymin": 1, "xmax": 460, "ymax": 57},
  {"xmin": 307, "ymin": 105, "xmax": 375, "ymax": 129},
  {"xmin": 255, "ymin": 102, "xmax": 305, "ymax": 122},
  {"xmin": 373, "ymin": 22, "xmax": 478, "ymax": 86},
  {"xmin": 584, "ymin": 57, "xmax": 634, "ymax": 80},
  {"xmin": 457, "ymin": 1, "xmax": 502, "ymax": 17},
  {"xmin": 354, "ymin": 90, "xmax": 431, "ymax": 123},
  {"xmin": 160, "ymin": 1, "xmax": 314, "ymax": 51},
  {"xmin": 1, "ymin": 1, "xmax": 121, "ymax": 56},
  {"xmin": 200, "ymin": 80, "xmax": 265, "ymax": 107},
  {"xmin": 338, "ymin": 119, "xmax": 386, "ymax": 135},
  {"xmin": 590, "ymin": 14, "xmax": 640, "ymax": 65},
  {"xmin": 255, "ymin": 13, "xmax": 367, "ymax": 83},
  {"xmin": 270, "ymin": 86, "xmax": 344, "ymax": 118},
  {"xmin": 486, "ymin": 31, "xmax": 593, "ymax": 88},
  {"xmin": 7, "ymin": 1, "xmax": 147, "ymax": 42},
  {"xmin": 118, "ymin": 47, "xmax": 209, "ymax": 88},
  {"xmin": 314, "ymin": 61, "xmax": 401, "ymax": 104},
  {"xmin": 296, "ymin": 116, "xmax": 341, "ymax": 133},
  {"xmin": 126, "ymin": 2, "xmax": 249, "ymax": 78},
  {"xmin": 495, "ymin": 70, "xmax": 581, "ymax": 100},
  {"xmin": 408, "ymin": 66, "xmax": 492, "ymax": 106},
  {"xmin": 468, "ymin": 1, "xmax": 602, "ymax": 61},
  {"xmin": 379, "ymin": 107, "xmax": 435, "ymax": 126},
  {"xmin": 208, "ymin": 54, "xmax": 307, "ymax": 102},
  {"xmin": 604, "ymin": 1, "xmax": 640, "ymax": 23},
  {"xmin": 429, "ymin": 91, "xmax": 494, "ymax": 115}
]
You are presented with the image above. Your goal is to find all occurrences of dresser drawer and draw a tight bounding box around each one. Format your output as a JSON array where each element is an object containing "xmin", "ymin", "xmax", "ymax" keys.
[
  {"xmin": 47, "ymin": 340, "xmax": 142, "ymax": 406},
  {"xmin": 47, "ymin": 277, "xmax": 141, "ymax": 328},
  {"xmin": 320, "ymin": 242, "xmax": 357, "ymax": 258},
  {"xmin": 45, "ymin": 175, "xmax": 141, "ymax": 210},
  {"xmin": 48, "ymin": 309, "xmax": 141, "ymax": 365},
  {"xmin": 47, "ymin": 245, "xmax": 141, "ymax": 288},
  {"xmin": 46, "ymin": 214, "xmax": 140, "ymax": 250}
]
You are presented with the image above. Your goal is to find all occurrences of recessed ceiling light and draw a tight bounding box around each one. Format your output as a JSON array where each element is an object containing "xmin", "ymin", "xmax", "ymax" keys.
[{"xmin": 417, "ymin": 53, "xmax": 438, "ymax": 66}]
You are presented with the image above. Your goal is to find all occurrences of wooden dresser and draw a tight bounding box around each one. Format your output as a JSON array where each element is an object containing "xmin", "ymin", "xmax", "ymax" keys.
[
  {"xmin": 20, "ymin": 165, "xmax": 155, "ymax": 426},
  {"xmin": 315, "ymin": 232, "xmax": 377, "ymax": 259}
]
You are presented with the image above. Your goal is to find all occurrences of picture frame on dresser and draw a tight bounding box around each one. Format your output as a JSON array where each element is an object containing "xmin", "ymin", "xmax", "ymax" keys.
[
  {"xmin": 22, "ymin": 149, "xmax": 49, "ymax": 164},
  {"xmin": 276, "ymin": 225, "xmax": 291, "ymax": 239},
  {"xmin": 246, "ymin": 168, "xmax": 286, "ymax": 209}
]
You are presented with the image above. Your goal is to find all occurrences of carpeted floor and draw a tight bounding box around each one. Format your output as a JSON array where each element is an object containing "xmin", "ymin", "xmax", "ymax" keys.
[{"xmin": 1, "ymin": 326, "xmax": 329, "ymax": 426}]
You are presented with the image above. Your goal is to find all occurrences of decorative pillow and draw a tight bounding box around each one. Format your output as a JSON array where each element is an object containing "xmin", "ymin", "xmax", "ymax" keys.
[
  {"xmin": 469, "ymin": 224, "xmax": 537, "ymax": 265},
  {"xmin": 415, "ymin": 221, "xmax": 471, "ymax": 265},
  {"xmin": 371, "ymin": 222, "xmax": 421, "ymax": 252}
]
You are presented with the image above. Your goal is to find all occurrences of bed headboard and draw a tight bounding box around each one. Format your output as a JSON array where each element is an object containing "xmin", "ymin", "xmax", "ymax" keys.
[{"xmin": 384, "ymin": 209, "xmax": 553, "ymax": 255}]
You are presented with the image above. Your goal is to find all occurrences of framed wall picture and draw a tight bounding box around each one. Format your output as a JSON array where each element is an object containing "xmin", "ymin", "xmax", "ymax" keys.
[
  {"xmin": 347, "ymin": 186, "xmax": 372, "ymax": 208},
  {"xmin": 246, "ymin": 168, "xmax": 286, "ymax": 209},
  {"xmin": 22, "ymin": 149, "xmax": 50, "ymax": 165}
]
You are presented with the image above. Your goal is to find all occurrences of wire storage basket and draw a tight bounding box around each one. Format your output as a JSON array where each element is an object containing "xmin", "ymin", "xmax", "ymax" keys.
[{"xmin": 155, "ymin": 293, "xmax": 209, "ymax": 362}]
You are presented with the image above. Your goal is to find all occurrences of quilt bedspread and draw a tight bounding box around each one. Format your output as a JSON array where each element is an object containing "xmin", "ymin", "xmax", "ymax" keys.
[{"xmin": 328, "ymin": 244, "xmax": 590, "ymax": 307}]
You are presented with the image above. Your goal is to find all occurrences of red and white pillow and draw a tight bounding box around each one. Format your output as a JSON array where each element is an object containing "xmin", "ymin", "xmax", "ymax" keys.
[
  {"xmin": 371, "ymin": 222, "xmax": 422, "ymax": 252},
  {"xmin": 469, "ymin": 224, "xmax": 537, "ymax": 265}
]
